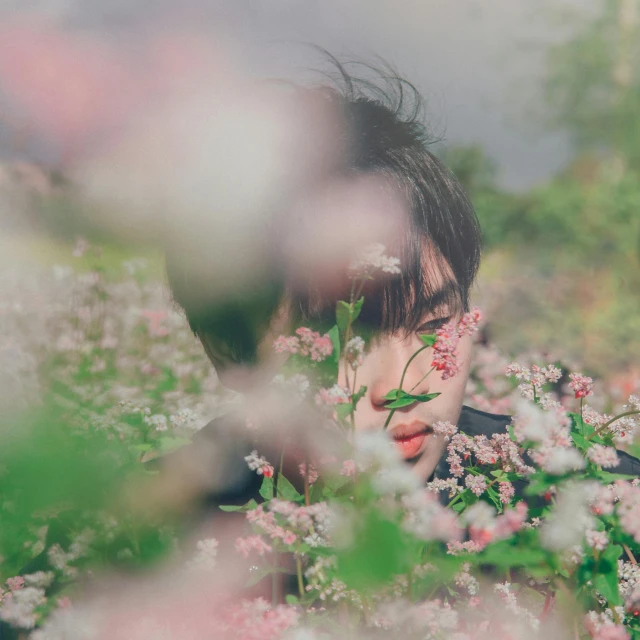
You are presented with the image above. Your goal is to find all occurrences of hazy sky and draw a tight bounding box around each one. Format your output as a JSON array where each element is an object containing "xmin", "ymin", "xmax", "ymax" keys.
[{"xmin": 3, "ymin": 0, "xmax": 592, "ymax": 190}]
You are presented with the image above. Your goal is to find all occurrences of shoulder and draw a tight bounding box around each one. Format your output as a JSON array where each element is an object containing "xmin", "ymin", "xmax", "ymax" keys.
[{"xmin": 458, "ymin": 405, "xmax": 511, "ymax": 438}]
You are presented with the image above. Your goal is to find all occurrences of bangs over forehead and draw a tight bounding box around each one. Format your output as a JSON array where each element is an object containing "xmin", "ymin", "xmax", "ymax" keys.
[
  {"xmin": 293, "ymin": 229, "xmax": 469, "ymax": 336},
  {"xmin": 292, "ymin": 61, "xmax": 481, "ymax": 334}
]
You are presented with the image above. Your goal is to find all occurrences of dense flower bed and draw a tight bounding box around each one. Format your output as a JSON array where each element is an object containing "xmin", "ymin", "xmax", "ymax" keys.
[{"xmin": 1, "ymin": 239, "xmax": 640, "ymax": 640}]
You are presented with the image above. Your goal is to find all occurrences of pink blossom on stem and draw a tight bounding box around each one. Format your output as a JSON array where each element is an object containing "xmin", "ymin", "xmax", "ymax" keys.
[
  {"xmin": 569, "ymin": 372, "xmax": 594, "ymax": 399},
  {"xmin": 495, "ymin": 501, "xmax": 528, "ymax": 538},
  {"xmin": 235, "ymin": 536, "xmax": 273, "ymax": 558},
  {"xmin": 6, "ymin": 577, "xmax": 23, "ymax": 592},
  {"xmin": 273, "ymin": 335, "xmax": 299, "ymax": 355},
  {"xmin": 298, "ymin": 462, "xmax": 319, "ymax": 485},
  {"xmin": 432, "ymin": 421, "xmax": 458, "ymax": 441},
  {"xmin": 587, "ymin": 445, "xmax": 620, "ymax": 469},
  {"xmin": 244, "ymin": 450, "xmax": 274, "ymax": 478},
  {"xmin": 431, "ymin": 307, "xmax": 482, "ymax": 381},
  {"xmin": 585, "ymin": 530, "xmax": 608, "ymax": 552},
  {"xmin": 315, "ymin": 384, "xmax": 351, "ymax": 406},
  {"xmin": 498, "ymin": 481, "xmax": 515, "ymax": 504},
  {"xmin": 340, "ymin": 459, "xmax": 357, "ymax": 477},
  {"xmin": 464, "ymin": 474, "xmax": 487, "ymax": 497}
]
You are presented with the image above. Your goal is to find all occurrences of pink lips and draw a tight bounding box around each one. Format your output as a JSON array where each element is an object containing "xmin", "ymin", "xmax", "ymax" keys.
[
  {"xmin": 390, "ymin": 421, "xmax": 430, "ymax": 459},
  {"xmin": 393, "ymin": 432, "xmax": 427, "ymax": 459}
]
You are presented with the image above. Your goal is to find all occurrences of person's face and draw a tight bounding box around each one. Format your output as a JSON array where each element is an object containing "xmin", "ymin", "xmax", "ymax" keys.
[
  {"xmin": 214, "ymin": 249, "xmax": 472, "ymax": 483},
  {"xmin": 341, "ymin": 314, "xmax": 472, "ymax": 483}
]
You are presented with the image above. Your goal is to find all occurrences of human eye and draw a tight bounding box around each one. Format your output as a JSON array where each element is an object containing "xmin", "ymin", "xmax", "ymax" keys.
[{"xmin": 416, "ymin": 315, "xmax": 452, "ymax": 336}]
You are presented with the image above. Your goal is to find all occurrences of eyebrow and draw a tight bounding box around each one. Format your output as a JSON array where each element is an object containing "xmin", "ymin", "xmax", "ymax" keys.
[{"xmin": 421, "ymin": 279, "xmax": 460, "ymax": 313}]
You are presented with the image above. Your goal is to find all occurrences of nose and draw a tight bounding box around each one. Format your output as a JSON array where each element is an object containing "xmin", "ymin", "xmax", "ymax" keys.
[{"xmin": 367, "ymin": 339, "xmax": 432, "ymax": 411}]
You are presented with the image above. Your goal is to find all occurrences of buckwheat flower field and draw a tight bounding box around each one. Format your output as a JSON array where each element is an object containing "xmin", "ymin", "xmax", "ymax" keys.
[{"xmin": 0, "ymin": 235, "xmax": 639, "ymax": 640}]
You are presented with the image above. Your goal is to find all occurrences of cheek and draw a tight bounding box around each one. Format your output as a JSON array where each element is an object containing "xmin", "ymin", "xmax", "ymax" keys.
[{"xmin": 457, "ymin": 334, "xmax": 474, "ymax": 373}]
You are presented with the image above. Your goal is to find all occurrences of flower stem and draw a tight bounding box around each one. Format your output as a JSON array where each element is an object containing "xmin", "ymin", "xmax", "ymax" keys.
[
  {"xmin": 296, "ymin": 551, "xmax": 305, "ymax": 599},
  {"xmin": 586, "ymin": 409, "xmax": 640, "ymax": 441},
  {"xmin": 383, "ymin": 344, "xmax": 430, "ymax": 430}
]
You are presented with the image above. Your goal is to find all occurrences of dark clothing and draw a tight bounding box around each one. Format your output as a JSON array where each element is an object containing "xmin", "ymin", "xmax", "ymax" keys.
[
  {"xmin": 440, "ymin": 405, "xmax": 640, "ymax": 479},
  {"xmin": 186, "ymin": 404, "xmax": 640, "ymax": 512}
]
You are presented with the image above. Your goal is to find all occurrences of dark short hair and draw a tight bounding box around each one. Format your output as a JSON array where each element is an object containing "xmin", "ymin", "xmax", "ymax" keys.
[{"xmin": 165, "ymin": 60, "xmax": 482, "ymax": 366}]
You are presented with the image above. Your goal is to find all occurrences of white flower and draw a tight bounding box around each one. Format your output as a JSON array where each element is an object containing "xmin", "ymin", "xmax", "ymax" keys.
[
  {"xmin": 169, "ymin": 408, "xmax": 199, "ymax": 429},
  {"xmin": 348, "ymin": 243, "xmax": 401, "ymax": 277},
  {"xmin": 272, "ymin": 373, "xmax": 310, "ymax": 402},
  {"xmin": 0, "ymin": 587, "xmax": 46, "ymax": 629},
  {"xmin": 511, "ymin": 398, "xmax": 558, "ymax": 444},
  {"xmin": 462, "ymin": 501, "xmax": 496, "ymax": 530},
  {"xmin": 372, "ymin": 466, "xmax": 420, "ymax": 496},
  {"xmin": 585, "ymin": 529, "xmax": 608, "ymax": 551},
  {"xmin": 186, "ymin": 538, "xmax": 219, "ymax": 571},
  {"xmin": 586, "ymin": 445, "xmax": 620, "ymax": 469},
  {"xmin": 543, "ymin": 447, "xmax": 586, "ymax": 475},
  {"xmin": 354, "ymin": 431, "xmax": 402, "ymax": 471},
  {"xmin": 144, "ymin": 414, "xmax": 168, "ymax": 432},
  {"xmin": 540, "ymin": 481, "xmax": 595, "ymax": 551}
]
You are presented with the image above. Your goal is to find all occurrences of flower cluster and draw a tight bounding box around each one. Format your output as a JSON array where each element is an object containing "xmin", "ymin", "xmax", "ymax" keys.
[
  {"xmin": 569, "ymin": 372, "xmax": 594, "ymax": 399},
  {"xmin": 431, "ymin": 307, "xmax": 482, "ymax": 380},
  {"xmin": 245, "ymin": 500, "xmax": 331, "ymax": 549},
  {"xmin": 348, "ymin": 242, "xmax": 401, "ymax": 277},
  {"xmin": 244, "ymin": 450, "xmax": 274, "ymax": 478},
  {"xmin": 273, "ymin": 327, "xmax": 333, "ymax": 362}
]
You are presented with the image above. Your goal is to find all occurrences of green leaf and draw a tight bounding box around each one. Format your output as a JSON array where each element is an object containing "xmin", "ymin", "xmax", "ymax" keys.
[
  {"xmin": 276, "ymin": 474, "xmax": 302, "ymax": 502},
  {"xmin": 336, "ymin": 301, "xmax": 352, "ymax": 333},
  {"xmin": 352, "ymin": 385, "xmax": 368, "ymax": 407},
  {"xmin": 219, "ymin": 499, "xmax": 258, "ymax": 513},
  {"xmin": 597, "ymin": 471, "xmax": 637, "ymax": 482},
  {"xmin": 490, "ymin": 470, "xmax": 507, "ymax": 479},
  {"xmin": 382, "ymin": 388, "xmax": 404, "ymax": 401},
  {"xmin": 384, "ymin": 392, "xmax": 440, "ymax": 409},
  {"xmin": 419, "ymin": 334, "xmax": 437, "ymax": 347},
  {"xmin": 335, "ymin": 402, "xmax": 354, "ymax": 420},
  {"xmin": 336, "ymin": 511, "xmax": 410, "ymax": 590},
  {"xmin": 594, "ymin": 571, "xmax": 620, "ymax": 605},
  {"xmin": 132, "ymin": 443, "xmax": 153, "ymax": 452},
  {"xmin": 411, "ymin": 392, "xmax": 441, "ymax": 403},
  {"xmin": 384, "ymin": 396, "xmax": 417, "ymax": 409},
  {"xmin": 571, "ymin": 431, "xmax": 589, "ymax": 451},
  {"xmin": 593, "ymin": 544, "xmax": 622, "ymax": 605},
  {"xmin": 157, "ymin": 436, "xmax": 192, "ymax": 453},
  {"xmin": 285, "ymin": 595, "xmax": 299, "ymax": 605},
  {"xmin": 524, "ymin": 472, "xmax": 557, "ymax": 496},
  {"xmin": 352, "ymin": 297, "xmax": 364, "ymax": 322},
  {"xmin": 336, "ymin": 298, "xmax": 366, "ymax": 333},
  {"xmin": 259, "ymin": 476, "xmax": 274, "ymax": 500}
]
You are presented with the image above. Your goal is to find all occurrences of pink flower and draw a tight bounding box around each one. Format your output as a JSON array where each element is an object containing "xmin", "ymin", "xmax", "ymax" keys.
[
  {"xmin": 282, "ymin": 531, "xmax": 297, "ymax": 545},
  {"xmin": 585, "ymin": 530, "xmax": 608, "ymax": 552},
  {"xmin": 432, "ymin": 421, "xmax": 458, "ymax": 441},
  {"xmin": 587, "ymin": 445, "xmax": 620, "ymax": 469},
  {"xmin": 340, "ymin": 459, "xmax": 357, "ymax": 477},
  {"xmin": 464, "ymin": 474, "xmax": 487, "ymax": 497},
  {"xmin": 6, "ymin": 577, "xmax": 23, "ymax": 591},
  {"xmin": 244, "ymin": 450, "xmax": 274, "ymax": 478},
  {"xmin": 273, "ymin": 328, "xmax": 333, "ymax": 362},
  {"xmin": 298, "ymin": 462, "xmax": 319, "ymax": 485},
  {"xmin": 431, "ymin": 308, "xmax": 482, "ymax": 380},
  {"xmin": 446, "ymin": 540, "xmax": 483, "ymax": 555},
  {"xmin": 273, "ymin": 335, "xmax": 299, "ymax": 354},
  {"xmin": 587, "ymin": 621, "xmax": 630, "ymax": 640},
  {"xmin": 235, "ymin": 536, "xmax": 272, "ymax": 558},
  {"xmin": 569, "ymin": 372, "xmax": 594, "ymax": 399},
  {"xmin": 315, "ymin": 384, "xmax": 351, "ymax": 406},
  {"xmin": 495, "ymin": 501, "xmax": 528, "ymax": 538},
  {"xmin": 498, "ymin": 481, "xmax": 515, "ymax": 505},
  {"xmin": 140, "ymin": 309, "xmax": 170, "ymax": 338}
]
